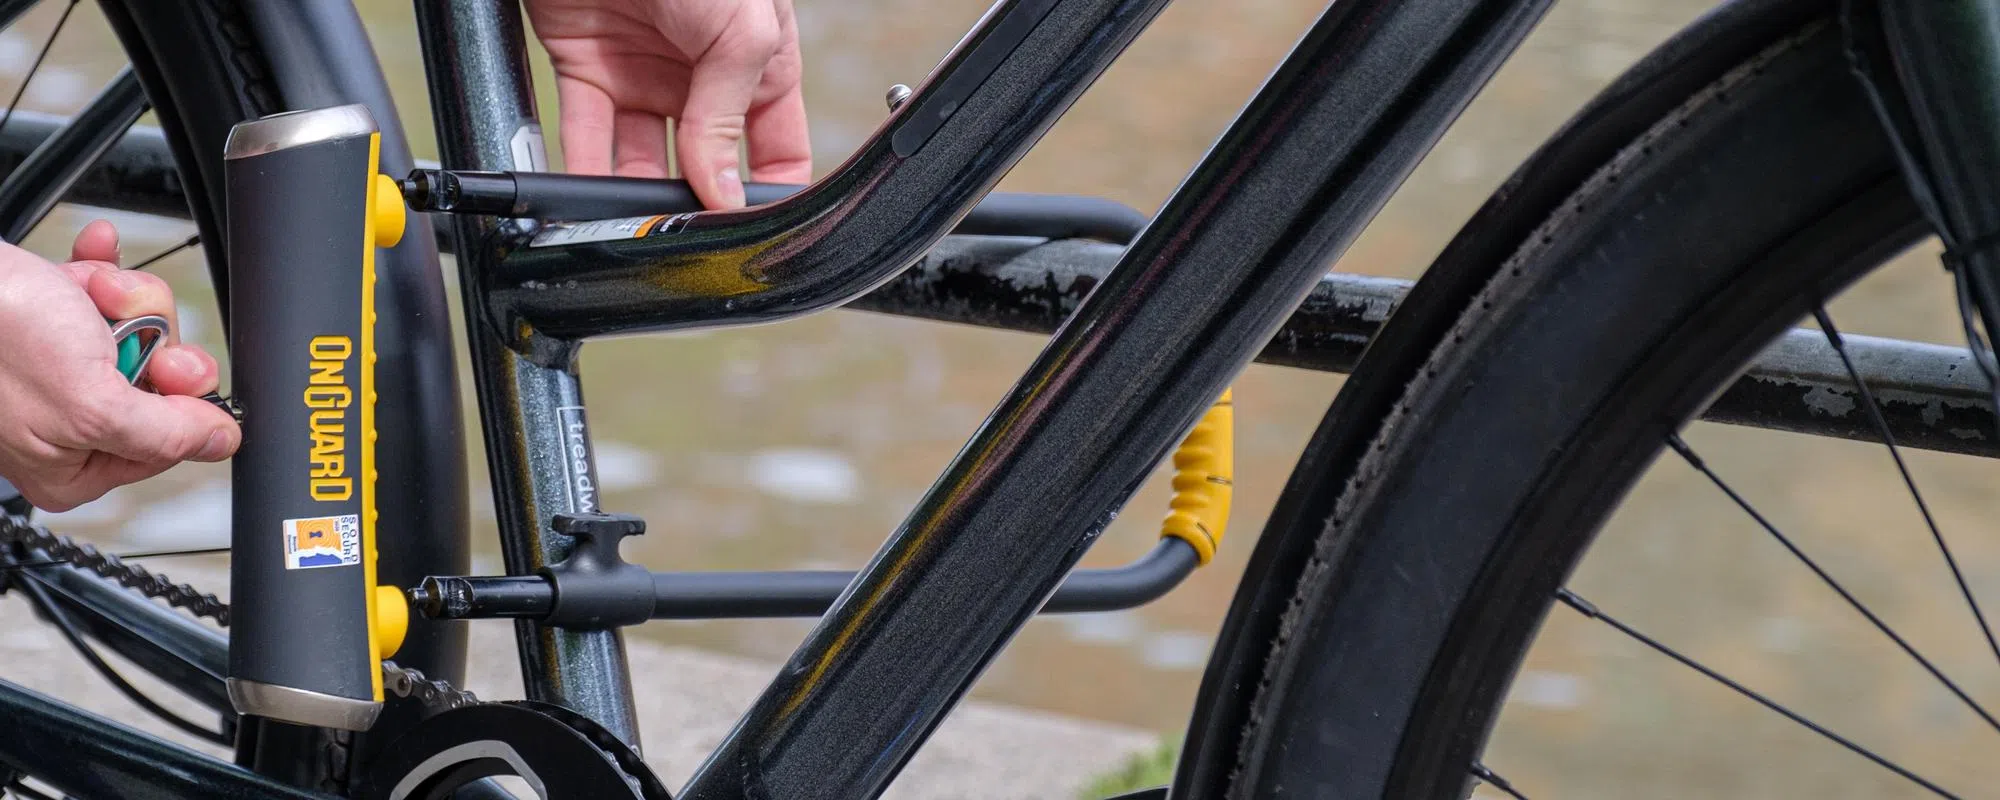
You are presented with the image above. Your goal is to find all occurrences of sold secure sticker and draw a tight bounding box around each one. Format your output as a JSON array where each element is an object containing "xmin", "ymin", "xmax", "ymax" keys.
[{"xmin": 283, "ymin": 514, "xmax": 360, "ymax": 570}]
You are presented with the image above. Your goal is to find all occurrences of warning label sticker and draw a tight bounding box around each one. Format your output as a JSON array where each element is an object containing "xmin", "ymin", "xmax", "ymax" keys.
[
  {"xmin": 529, "ymin": 213, "xmax": 696, "ymax": 247},
  {"xmin": 283, "ymin": 514, "xmax": 360, "ymax": 570}
]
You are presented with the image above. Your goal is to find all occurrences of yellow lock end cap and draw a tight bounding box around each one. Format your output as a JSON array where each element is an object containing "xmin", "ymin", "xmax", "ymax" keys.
[
  {"xmin": 374, "ymin": 584, "xmax": 408, "ymax": 659},
  {"xmin": 372, "ymin": 174, "xmax": 406, "ymax": 248}
]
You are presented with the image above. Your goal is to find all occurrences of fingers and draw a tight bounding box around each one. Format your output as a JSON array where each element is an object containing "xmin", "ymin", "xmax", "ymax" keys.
[
  {"xmin": 61, "ymin": 220, "xmax": 122, "ymax": 288},
  {"xmin": 13, "ymin": 478, "xmax": 103, "ymax": 514},
  {"xmin": 85, "ymin": 267, "xmax": 180, "ymax": 342},
  {"xmin": 613, "ymin": 109, "xmax": 671, "ymax": 178},
  {"xmin": 21, "ymin": 388, "xmax": 236, "ymax": 511},
  {"xmin": 54, "ymin": 452, "xmax": 172, "ymax": 511},
  {"xmin": 87, "ymin": 390, "xmax": 239, "ymax": 465},
  {"xmin": 557, "ymin": 75, "xmax": 617, "ymax": 175},
  {"xmin": 746, "ymin": 78, "xmax": 811, "ymax": 184},
  {"xmin": 70, "ymin": 220, "xmax": 119, "ymax": 265},
  {"xmin": 676, "ymin": 5, "xmax": 782, "ymax": 209},
  {"xmin": 12, "ymin": 483, "xmax": 83, "ymax": 513},
  {"xmin": 748, "ymin": 2, "xmax": 811, "ymax": 185},
  {"xmin": 143, "ymin": 344, "xmax": 219, "ymax": 398},
  {"xmin": 62, "ymin": 259, "xmax": 115, "ymax": 289},
  {"xmin": 19, "ymin": 450, "xmax": 178, "ymax": 512}
]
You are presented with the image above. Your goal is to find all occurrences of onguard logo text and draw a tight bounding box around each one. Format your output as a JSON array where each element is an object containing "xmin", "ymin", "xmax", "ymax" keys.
[{"xmin": 304, "ymin": 336, "xmax": 353, "ymax": 501}]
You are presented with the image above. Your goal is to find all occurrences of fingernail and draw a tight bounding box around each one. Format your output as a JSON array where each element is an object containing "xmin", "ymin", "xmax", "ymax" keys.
[
  {"xmin": 196, "ymin": 429, "xmax": 232, "ymax": 461},
  {"xmin": 110, "ymin": 270, "xmax": 143, "ymax": 291},
  {"xmin": 162, "ymin": 347, "xmax": 207, "ymax": 378},
  {"xmin": 717, "ymin": 168, "xmax": 745, "ymax": 208}
]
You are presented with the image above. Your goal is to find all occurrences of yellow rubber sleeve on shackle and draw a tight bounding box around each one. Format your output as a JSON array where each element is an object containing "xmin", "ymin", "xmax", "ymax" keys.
[{"xmin": 1160, "ymin": 388, "xmax": 1234, "ymax": 565}]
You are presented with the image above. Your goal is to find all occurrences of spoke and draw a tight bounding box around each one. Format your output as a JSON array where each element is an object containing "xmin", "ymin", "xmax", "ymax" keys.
[
  {"xmin": 1667, "ymin": 433, "xmax": 2000, "ymax": 734},
  {"xmin": 0, "ymin": 545, "xmax": 226, "ymax": 570},
  {"xmin": 129, "ymin": 234, "xmax": 199, "ymax": 271},
  {"xmin": 110, "ymin": 545, "xmax": 228, "ymax": 560},
  {"xmin": 1814, "ymin": 307, "xmax": 2000, "ymax": 670},
  {"xmin": 1558, "ymin": 589, "xmax": 1960, "ymax": 798},
  {"xmin": 1470, "ymin": 763, "xmax": 1529, "ymax": 800},
  {"xmin": 0, "ymin": 0, "xmax": 79, "ymax": 139}
]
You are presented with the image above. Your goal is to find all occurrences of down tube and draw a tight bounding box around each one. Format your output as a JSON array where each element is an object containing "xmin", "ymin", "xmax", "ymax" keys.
[
  {"xmin": 411, "ymin": 1, "xmax": 640, "ymax": 744},
  {"xmin": 679, "ymin": 0, "xmax": 1555, "ymax": 797}
]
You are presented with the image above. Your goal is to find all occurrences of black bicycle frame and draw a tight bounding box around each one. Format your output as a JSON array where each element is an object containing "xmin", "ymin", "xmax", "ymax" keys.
[
  {"xmin": 7, "ymin": 0, "xmax": 1880, "ymax": 797},
  {"xmin": 411, "ymin": 0, "xmax": 1552, "ymax": 795}
]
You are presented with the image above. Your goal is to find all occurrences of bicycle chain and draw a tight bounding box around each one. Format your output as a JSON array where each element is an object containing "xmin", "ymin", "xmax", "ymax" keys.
[
  {"xmin": 0, "ymin": 514, "xmax": 231, "ymax": 625},
  {"xmin": 381, "ymin": 660, "xmax": 480, "ymax": 715},
  {"xmin": 0, "ymin": 514, "xmax": 481, "ymax": 717}
]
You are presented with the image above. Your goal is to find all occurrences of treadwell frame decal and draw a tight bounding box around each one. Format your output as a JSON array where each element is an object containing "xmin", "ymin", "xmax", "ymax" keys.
[{"xmin": 555, "ymin": 405, "xmax": 600, "ymax": 513}]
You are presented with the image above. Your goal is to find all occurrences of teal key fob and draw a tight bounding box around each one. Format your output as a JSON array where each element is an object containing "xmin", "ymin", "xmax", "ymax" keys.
[
  {"xmin": 107, "ymin": 315, "xmax": 170, "ymax": 386},
  {"xmin": 108, "ymin": 313, "xmax": 242, "ymax": 422}
]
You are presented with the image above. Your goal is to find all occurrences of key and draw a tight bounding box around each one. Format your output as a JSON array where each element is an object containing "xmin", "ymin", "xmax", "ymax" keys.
[
  {"xmin": 109, "ymin": 315, "xmax": 240, "ymax": 421},
  {"xmin": 107, "ymin": 314, "xmax": 169, "ymax": 386}
]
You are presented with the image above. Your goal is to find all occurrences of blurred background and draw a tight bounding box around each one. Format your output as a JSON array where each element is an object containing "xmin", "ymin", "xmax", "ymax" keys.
[{"xmin": 11, "ymin": 0, "xmax": 2000, "ymax": 796}]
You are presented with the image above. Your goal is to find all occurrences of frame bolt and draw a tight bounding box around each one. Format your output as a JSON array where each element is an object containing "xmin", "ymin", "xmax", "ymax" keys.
[{"xmin": 886, "ymin": 83, "xmax": 912, "ymax": 111}]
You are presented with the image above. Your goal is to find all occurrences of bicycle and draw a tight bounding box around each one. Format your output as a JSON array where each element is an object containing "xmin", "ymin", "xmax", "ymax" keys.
[{"xmin": 0, "ymin": 0, "xmax": 1995, "ymax": 796}]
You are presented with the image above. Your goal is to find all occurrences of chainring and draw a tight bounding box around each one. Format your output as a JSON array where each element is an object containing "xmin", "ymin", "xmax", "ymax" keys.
[{"xmin": 355, "ymin": 700, "xmax": 669, "ymax": 800}]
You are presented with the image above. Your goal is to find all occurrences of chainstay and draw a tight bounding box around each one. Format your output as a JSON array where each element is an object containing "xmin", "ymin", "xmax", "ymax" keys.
[{"xmin": 0, "ymin": 514, "xmax": 231, "ymax": 625}]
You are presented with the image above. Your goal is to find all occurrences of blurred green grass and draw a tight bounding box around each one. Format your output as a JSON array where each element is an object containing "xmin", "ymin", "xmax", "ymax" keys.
[{"xmin": 1079, "ymin": 739, "xmax": 1179, "ymax": 798}]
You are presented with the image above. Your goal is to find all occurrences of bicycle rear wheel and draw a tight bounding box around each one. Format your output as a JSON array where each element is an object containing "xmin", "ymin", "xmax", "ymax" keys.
[{"xmin": 1176, "ymin": 3, "xmax": 1955, "ymax": 796}]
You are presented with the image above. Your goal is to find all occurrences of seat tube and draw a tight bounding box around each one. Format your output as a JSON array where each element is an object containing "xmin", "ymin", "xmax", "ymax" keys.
[{"xmin": 410, "ymin": 0, "xmax": 640, "ymax": 746}]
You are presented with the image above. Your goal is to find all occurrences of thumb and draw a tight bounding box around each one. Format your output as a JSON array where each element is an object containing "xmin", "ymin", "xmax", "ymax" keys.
[
  {"xmin": 90, "ymin": 390, "xmax": 239, "ymax": 465},
  {"xmin": 69, "ymin": 220, "xmax": 120, "ymax": 265},
  {"xmin": 676, "ymin": 10, "xmax": 780, "ymax": 209}
]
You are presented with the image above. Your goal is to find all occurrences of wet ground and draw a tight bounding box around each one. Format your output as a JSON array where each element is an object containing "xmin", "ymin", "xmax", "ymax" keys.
[{"xmin": 13, "ymin": 0, "xmax": 2000, "ymax": 795}]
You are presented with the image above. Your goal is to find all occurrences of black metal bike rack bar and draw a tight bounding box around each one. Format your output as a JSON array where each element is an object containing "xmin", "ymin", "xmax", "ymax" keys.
[
  {"xmin": 876, "ymin": 236, "xmax": 2000, "ymax": 457},
  {"xmin": 0, "ymin": 113, "xmax": 188, "ymax": 219}
]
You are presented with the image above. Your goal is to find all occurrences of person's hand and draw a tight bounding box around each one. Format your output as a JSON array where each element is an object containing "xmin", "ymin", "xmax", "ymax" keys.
[
  {"xmin": 0, "ymin": 220, "xmax": 237, "ymax": 511},
  {"xmin": 525, "ymin": 0, "xmax": 812, "ymax": 209}
]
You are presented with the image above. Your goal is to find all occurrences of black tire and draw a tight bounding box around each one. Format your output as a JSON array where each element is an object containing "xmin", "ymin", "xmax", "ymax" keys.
[
  {"xmin": 99, "ymin": 0, "xmax": 283, "ymax": 304},
  {"xmin": 1176, "ymin": 6, "xmax": 1932, "ymax": 798}
]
